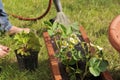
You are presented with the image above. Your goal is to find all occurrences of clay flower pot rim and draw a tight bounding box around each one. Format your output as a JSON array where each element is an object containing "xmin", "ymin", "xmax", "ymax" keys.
[{"xmin": 108, "ymin": 15, "xmax": 120, "ymax": 53}]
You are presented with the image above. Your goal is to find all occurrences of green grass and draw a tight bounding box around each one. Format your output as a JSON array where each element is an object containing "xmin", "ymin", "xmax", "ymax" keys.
[{"xmin": 1, "ymin": 0, "xmax": 120, "ymax": 80}]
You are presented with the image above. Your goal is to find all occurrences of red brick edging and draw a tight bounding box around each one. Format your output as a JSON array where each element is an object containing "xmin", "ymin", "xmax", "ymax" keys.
[{"xmin": 43, "ymin": 32, "xmax": 62, "ymax": 80}]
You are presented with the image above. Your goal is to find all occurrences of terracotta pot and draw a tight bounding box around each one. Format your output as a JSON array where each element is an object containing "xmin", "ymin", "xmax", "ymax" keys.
[
  {"xmin": 43, "ymin": 26, "xmax": 113, "ymax": 80},
  {"xmin": 108, "ymin": 15, "xmax": 120, "ymax": 53},
  {"xmin": 15, "ymin": 50, "xmax": 38, "ymax": 71}
]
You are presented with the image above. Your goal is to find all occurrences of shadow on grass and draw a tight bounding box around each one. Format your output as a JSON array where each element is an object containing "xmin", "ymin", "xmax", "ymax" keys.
[
  {"xmin": 110, "ymin": 69, "xmax": 120, "ymax": 80},
  {"xmin": 0, "ymin": 58, "xmax": 52, "ymax": 80},
  {"xmin": 19, "ymin": 21, "xmax": 35, "ymax": 28},
  {"xmin": 95, "ymin": 27, "xmax": 107, "ymax": 37}
]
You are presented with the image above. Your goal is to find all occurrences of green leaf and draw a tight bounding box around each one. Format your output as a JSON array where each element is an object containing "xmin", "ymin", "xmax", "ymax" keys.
[
  {"xmin": 69, "ymin": 66, "xmax": 75, "ymax": 71},
  {"xmin": 28, "ymin": 31, "xmax": 41, "ymax": 51},
  {"xmin": 89, "ymin": 57, "xmax": 99, "ymax": 67},
  {"xmin": 70, "ymin": 74, "xmax": 76, "ymax": 80},
  {"xmin": 98, "ymin": 60, "xmax": 109, "ymax": 72},
  {"xmin": 44, "ymin": 21, "xmax": 52, "ymax": 27},
  {"xmin": 68, "ymin": 58, "xmax": 76, "ymax": 65},
  {"xmin": 75, "ymin": 68, "xmax": 82, "ymax": 74},
  {"xmin": 67, "ymin": 27, "xmax": 72, "ymax": 35},
  {"xmin": 72, "ymin": 52, "xmax": 78, "ymax": 61},
  {"xmin": 52, "ymin": 22, "xmax": 58, "ymax": 30},
  {"xmin": 78, "ymin": 51, "xmax": 83, "ymax": 60},
  {"xmin": 14, "ymin": 31, "xmax": 41, "ymax": 56},
  {"xmin": 89, "ymin": 67, "xmax": 100, "ymax": 77},
  {"xmin": 70, "ymin": 22, "xmax": 79, "ymax": 31},
  {"xmin": 48, "ymin": 30, "xmax": 53, "ymax": 36},
  {"xmin": 59, "ymin": 24, "xmax": 67, "ymax": 34}
]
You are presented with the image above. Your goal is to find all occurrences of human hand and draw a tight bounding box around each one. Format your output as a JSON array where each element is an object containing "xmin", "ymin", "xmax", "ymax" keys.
[{"xmin": 0, "ymin": 45, "xmax": 9, "ymax": 58}]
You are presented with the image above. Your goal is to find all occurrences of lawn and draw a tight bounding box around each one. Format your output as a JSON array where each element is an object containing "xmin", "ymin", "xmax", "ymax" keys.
[{"xmin": 0, "ymin": 0, "xmax": 120, "ymax": 80}]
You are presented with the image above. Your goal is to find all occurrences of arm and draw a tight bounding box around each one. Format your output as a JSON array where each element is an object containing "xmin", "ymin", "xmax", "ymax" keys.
[
  {"xmin": 0, "ymin": 0, "xmax": 7, "ymax": 16},
  {"xmin": 0, "ymin": 0, "xmax": 12, "ymax": 31}
]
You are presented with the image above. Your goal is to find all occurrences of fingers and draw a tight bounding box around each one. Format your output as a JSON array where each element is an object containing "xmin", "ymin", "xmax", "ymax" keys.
[
  {"xmin": 0, "ymin": 49, "xmax": 9, "ymax": 58},
  {"xmin": 0, "ymin": 45, "xmax": 9, "ymax": 58},
  {"xmin": 1, "ymin": 47, "xmax": 9, "ymax": 53},
  {"xmin": 0, "ymin": 45, "xmax": 9, "ymax": 53}
]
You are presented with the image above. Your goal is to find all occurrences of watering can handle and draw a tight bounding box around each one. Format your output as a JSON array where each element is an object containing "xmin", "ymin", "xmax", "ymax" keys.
[
  {"xmin": 9, "ymin": 0, "xmax": 52, "ymax": 21},
  {"xmin": 53, "ymin": 0, "xmax": 62, "ymax": 12}
]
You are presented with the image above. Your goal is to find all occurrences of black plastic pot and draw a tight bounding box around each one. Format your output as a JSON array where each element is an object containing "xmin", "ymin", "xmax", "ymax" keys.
[{"xmin": 15, "ymin": 50, "xmax": 39, "ymax": 71}]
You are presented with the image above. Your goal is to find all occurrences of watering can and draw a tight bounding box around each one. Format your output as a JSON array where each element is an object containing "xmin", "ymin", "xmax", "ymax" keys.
[{"xmin": 10, "ymin": 0, "xmax": 70, "ymax": 25}]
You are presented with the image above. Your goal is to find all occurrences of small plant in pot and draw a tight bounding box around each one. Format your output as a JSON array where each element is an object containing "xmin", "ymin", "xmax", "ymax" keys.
[
  {"xmin": 45, "ymin": 21, "xmax": 109, "ymax": 80},
  {"xmin": 13, "ymin": 31, "xmax": 41, "ymax": 71}
]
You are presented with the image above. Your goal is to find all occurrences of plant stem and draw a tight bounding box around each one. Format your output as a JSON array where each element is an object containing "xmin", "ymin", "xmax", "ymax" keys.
[
  {"xmin": 76, "ymin": 61, "xmax": 79, "ymax": 69},
  {"xmin": 81, "ymin": 62, "xmax": 89, "ymax": 80},
  {"xmin": 54, "ymin": 36, "xmax": 60, "ymax": 49}
]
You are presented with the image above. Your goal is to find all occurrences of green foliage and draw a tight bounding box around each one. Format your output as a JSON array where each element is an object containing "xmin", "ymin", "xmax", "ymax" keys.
[
  {"xmin": 1, "ymin": 0, "xmax": 120, "ymax": 79},
  {"xmin": 47, "ymin": 22, "xmax": 109, "ymax": 80},
  {"xmin": 45, "ymin": 21, "xmax": 80, "ymax": 37},
  {"xmin": 14, "ymin": 31, "xmax": 41, "ymax": 56},
  {"xmin": 89, "ymin": 57, "xmax": 108, "ymax": 76}
]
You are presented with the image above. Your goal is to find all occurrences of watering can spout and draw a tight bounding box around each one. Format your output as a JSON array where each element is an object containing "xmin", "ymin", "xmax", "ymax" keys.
[
  {"xmin": 53, "ymin": 0, "xmax": 62, "ymax": 12},
  {"xmin": 52, "ymin": 0, "xmax": 71, "ymax": 26}
]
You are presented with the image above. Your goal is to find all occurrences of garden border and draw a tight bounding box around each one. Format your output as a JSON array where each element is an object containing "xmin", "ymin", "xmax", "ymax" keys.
[{"xmin": 43, "ymin": 26, "xmax": 113, "ymax": 80}]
